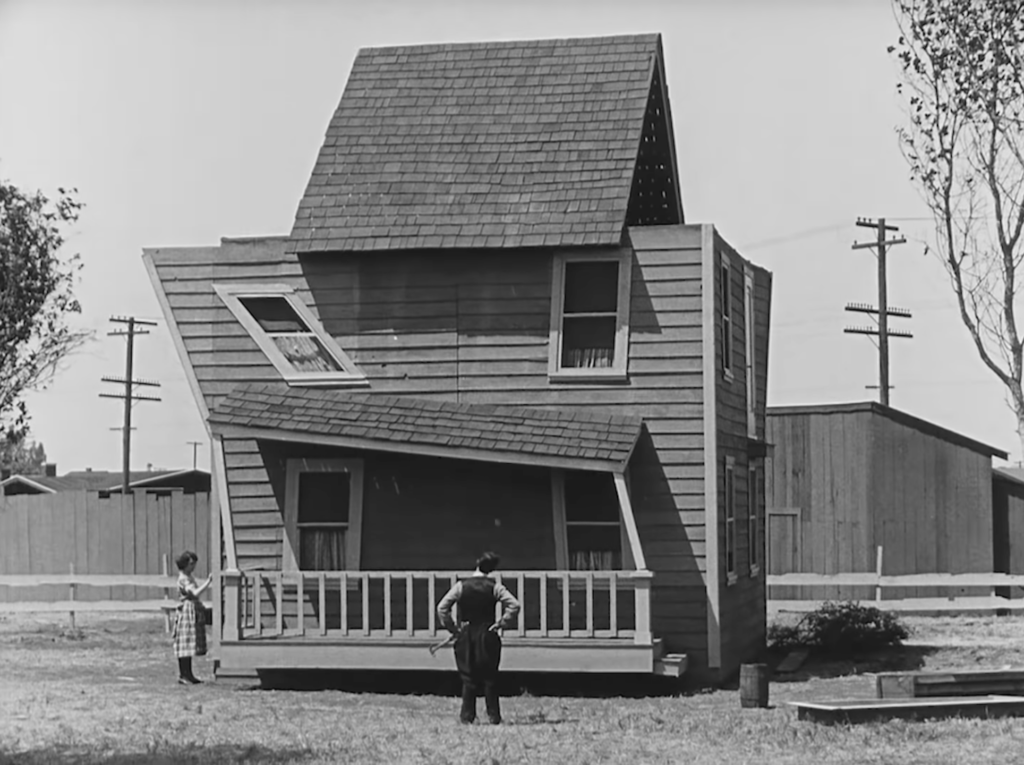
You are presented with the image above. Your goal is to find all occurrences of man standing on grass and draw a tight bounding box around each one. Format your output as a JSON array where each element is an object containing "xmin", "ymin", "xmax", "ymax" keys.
[{"xmin": 437, "ymin": 551, "xmax": 520, "ymax": 725}]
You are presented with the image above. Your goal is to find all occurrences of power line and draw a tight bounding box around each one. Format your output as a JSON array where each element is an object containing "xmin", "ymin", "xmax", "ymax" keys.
[
  {"xmin": 844, "ymin": 217, "xmax": 911, "ymax": 406},
  {"xmin": 100, "ymin": 316, "xmax": 161, "ymax": 494}
]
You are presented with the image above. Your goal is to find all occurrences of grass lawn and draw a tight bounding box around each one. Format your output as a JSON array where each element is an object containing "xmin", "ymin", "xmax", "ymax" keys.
[{"xmin": 2, "ymin": 612, "xmax": 1024, "ymax": 764}]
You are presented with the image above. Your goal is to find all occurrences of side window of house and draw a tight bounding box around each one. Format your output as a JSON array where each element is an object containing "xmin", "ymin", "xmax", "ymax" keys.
[
  {"xmin": 744, "ymin": 268, "xmax": 756, "ymax": 437},
  {"xmin": 550, "ymin": 253, "xmax": 631, "ymax": 379},
  {"xmin": 214, "ymin": 283, "xmax": 365, "ymax": 385},
  {"xmin": 721, "ymin": 254, "xmax": 734, "ymax": 379},
  {"xmin": 747, "ymin": 465, "xmax": 760, "ymax": 574},
  {"xmin": 725, "ymin": 456, "xmax": 737, "ymax": 581},
  {"xmin": 564, "ymin": 471, "xmax": 622, "ymax": 570}
]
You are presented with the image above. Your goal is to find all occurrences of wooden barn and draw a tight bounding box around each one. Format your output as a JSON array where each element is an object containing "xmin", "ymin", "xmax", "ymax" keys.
[
  {"xmin": 992, "ymin": 467, "xmax": 1024, "ymax": 589},
  {"xmin": 143, "ymin": 33, "xmax": 773, "ymax": 685},
  {"xmin": 766, "ymin": 402, "xmax": 1007, "ymax": 601}
]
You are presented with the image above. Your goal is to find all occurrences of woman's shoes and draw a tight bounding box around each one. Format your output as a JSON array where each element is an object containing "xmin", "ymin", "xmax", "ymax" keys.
[{"xmin": 178, "ymin": 676, "xmax": 202, "ymax": 685}]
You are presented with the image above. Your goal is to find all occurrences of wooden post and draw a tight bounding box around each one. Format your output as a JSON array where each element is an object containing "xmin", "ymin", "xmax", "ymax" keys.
[
  {"xmin": 633, "ymin": 572, "xmax": 652, "ymax": 645},
  {"xmin": 161, "ymin": 554, "xmax": 173, "ymax": 633},
  {"xmin": 221, "ymin": 569, "xmax": 241, "ymax": 642},
  {"xmin": 875, "ymin": 545, "xmax": 884, "ymax": 604},
  {"xmin": 68, "ymin": 562, "xmax": 76, "ymax": 630}
]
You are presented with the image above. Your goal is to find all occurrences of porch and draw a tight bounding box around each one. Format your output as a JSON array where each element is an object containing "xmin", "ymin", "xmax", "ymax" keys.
[{"xmin": 215, "ymin": 568, "xmax": 683, "ymax": 674}]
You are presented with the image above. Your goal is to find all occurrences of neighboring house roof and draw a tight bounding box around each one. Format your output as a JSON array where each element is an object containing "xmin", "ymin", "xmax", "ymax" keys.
[
  {"xmin": 766, "ymin": 402, "xmax": 1008, "ymax": 460},
  {"xmin": 290, "ymin": 33, "xmax": 681, "ymax": 254},
  {"xmin": 0, "ymin": 469, "xmax": 211, "ymax": 494},
  {"xmin": 208, "ymin": 382, "xmax": 643, "ymax": 473},
  {"xmin": 993, "ymin": 466, "xmax": 1024, "ymax": 486}
]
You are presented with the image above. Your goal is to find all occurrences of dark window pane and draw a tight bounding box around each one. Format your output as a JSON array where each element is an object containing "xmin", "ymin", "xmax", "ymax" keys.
[
  {"xmin": 568, "ymin": 526, "xmax": 621, "ymax": 571},
  {"xmin": 300, "ymin": 528, "xmax": 346, "ymax": 570},
  {"xmin": 565, "ymin": 471, "xmax": 620, "ymax": 522},
  {"xmin": 561, "ymin": 316, "xmax": 615, "ymax": 368},
  {"xmin": 563, "ymin": 261, "xmax": 619, "ymax": 314},
  {"xmin": 273, "ymin": 335, "xmax": 342, "ymax": 373},
  {"xmin": 239, "ymin": 296, "xmax": 308, "ymax": 333},
  {"xmin": 298, "ymin": 472, "xmax": 350, "ymax": 524}
]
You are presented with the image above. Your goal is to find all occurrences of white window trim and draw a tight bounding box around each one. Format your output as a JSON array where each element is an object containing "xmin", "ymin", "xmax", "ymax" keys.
[
  {"xmin": 744, "ymin": 267, "xmax": 756, "ymax": 438},
  {"xmin": 748, "ymin": 464, "xmax": 761, "ymax": 578},
  {"xmin": 213, "ymin": 282, "xmax": 367, "ymax": 387},
  {"xmin": 721, "ymin": 253, "xmax": 734, "ymax": 382},
  {"xmin": 283, "ymin": 458, "xmax": 364, "ymax": 572},
  {"xmin": 548, "ymin": 249, "xmax": 632, "ymax": 382},
  {"xmin": 551, "ymin": 469, "xmax": 633, "ymax": 572},
  {"xmin": 725, "ymin": 455, "xmax": 737, "ymax": 585}
]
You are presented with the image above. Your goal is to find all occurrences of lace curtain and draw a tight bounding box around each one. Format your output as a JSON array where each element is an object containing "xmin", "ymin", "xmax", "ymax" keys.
[{"xmin": 299, "ymin": 528, "xmax": 346, "ymax": 570}]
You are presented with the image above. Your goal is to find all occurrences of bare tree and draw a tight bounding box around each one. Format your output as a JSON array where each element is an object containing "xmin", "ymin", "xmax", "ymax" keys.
[
  {"xmin": 891, "ymin": 0, "xmax": 1024, "ymax": 456},
  {"xmin": 0, "ymin": 178, "xmax": 93, "ymax": 439}
]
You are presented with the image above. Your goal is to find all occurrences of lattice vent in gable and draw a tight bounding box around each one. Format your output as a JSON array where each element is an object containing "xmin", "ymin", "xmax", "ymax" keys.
[{"xmin": 626, "ymin": 63, "xmax": 682, "ymax": 227}]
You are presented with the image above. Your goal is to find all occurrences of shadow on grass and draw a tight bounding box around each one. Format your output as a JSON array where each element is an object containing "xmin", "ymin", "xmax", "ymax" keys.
[
  {"xmin": 0, "ymin": 743, "xmax": 316, "ymax": 765},
  {"xmin": 760, "ymin": 644, "xmax": 941, "ymax": 685},
  {"xmin": 250, "ymin": 669, "xmax": 689, "ymax": 698}
]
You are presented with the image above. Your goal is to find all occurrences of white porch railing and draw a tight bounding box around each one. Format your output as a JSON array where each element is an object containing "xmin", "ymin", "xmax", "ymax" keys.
[{"xmin": 220, "ymin": 570, "xmax": 652, "ymax": 645}]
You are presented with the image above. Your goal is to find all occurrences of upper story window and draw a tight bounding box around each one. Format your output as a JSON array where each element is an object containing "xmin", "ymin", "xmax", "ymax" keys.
[
  {"xmin": 725, "ymin": 455, "xmax": 737, "ymax": 583},
  {"xmin": 214, "ymin": 283, "xmax": 366, "ymax": 386},
  {"xmin": 721, "ymin": 253, "xmax": 734, "ymax": 380},
  {"xmin": 549, "ymin": 250, "xmax": 632, "ymax": 381}
]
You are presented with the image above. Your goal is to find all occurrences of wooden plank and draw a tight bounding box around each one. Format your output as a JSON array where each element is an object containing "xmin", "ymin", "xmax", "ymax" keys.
[
  {"xmin": 195, "ymin": 493, "xmax": 211, "ymax": 573},
  {"xmin": 0, "ymin": 574, "xmax": 180, "ymax": 587},
  {"xmin": 790, "ymin": 695, "xmax": 1024, "ymax": 724}
]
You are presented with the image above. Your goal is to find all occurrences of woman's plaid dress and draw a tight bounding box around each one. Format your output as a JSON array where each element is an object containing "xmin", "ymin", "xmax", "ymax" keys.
[{"xmin": 173, "ymin": 572, "xmax": 207, "ymax": 658}]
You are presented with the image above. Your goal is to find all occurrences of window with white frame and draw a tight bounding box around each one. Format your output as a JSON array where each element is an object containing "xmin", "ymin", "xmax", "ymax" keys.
[
  {"xmin": 744, "ymin": 268, "xmax": 756, "ymax": 437},
  {"xmin": 283, "ymin": 459, "xmax": 364, "ymax": 571},
  {"xmin": 549, "ymin": 251, "xmax": 632, "ymax": 379},
  {"xmin": 725, "ymin": 456, "xmax": 737, "ymax": 581},
  {"xmin": 721, "ymin": 254, "xmax": 734, "ymax": 379},
  {"xmin": 214, "ymin": 283, "xmax": 365, "ymax": 385},
  {"xmin": 748, "ymin": 465, "xmax": 761, "ymax": 575},
  {"xmin": 554, "ymin": 470, "xmax": 625, "ymax": 570}
]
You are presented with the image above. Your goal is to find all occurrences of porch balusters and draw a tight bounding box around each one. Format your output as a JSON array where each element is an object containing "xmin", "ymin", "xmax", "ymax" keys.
[{"xmin": 226, "ymin": 569, "xmax": 653, "ymax": 645}]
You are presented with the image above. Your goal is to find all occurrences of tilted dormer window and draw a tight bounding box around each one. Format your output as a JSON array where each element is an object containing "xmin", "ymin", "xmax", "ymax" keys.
[{"xmin": 214, "ymin": 283, "xmax": 365, "ymax": 386}]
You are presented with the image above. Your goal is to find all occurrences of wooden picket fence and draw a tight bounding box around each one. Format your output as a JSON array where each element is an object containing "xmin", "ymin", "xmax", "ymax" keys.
[{"xmin": 0, "ymin": 489, "xmax": 212, "ymax": 602}]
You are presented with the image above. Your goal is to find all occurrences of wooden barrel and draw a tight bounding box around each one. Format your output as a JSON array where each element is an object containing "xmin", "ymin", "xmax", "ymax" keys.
[{"xmin": 739, "ymin": 663, "xmax": 770, "ymax": 708}]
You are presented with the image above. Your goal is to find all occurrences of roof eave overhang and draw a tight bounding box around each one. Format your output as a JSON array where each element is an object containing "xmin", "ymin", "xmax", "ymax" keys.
[
  {"xmin": 211, "ymin": 423, "xmax": 633, "ymax": 474},
  {"xmin": 0, "ymin": 476, "xmax": 57, "ymax": 493}
]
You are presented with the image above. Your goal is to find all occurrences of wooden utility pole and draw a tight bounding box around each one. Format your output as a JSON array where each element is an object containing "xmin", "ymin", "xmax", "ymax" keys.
[
  {"xmin": 845, "ymin": 218, "xmax": 911, "ymax": 406},
  {"xmin": 187, "ymin": 441, "xmax": 203, "ymax": 469},
  {"xmin": 100, "ymin": 316, "xmax": 161, "ymax": 494}
]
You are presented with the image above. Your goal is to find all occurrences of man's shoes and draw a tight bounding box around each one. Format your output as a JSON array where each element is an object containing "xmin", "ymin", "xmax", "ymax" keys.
[
  {"xmin": 488, "ymin": 717, "xmax": 502, "ymax": 725},
  {"xmin": 459, "ymin": 717, "xmax": 475, "ymax": 725}
]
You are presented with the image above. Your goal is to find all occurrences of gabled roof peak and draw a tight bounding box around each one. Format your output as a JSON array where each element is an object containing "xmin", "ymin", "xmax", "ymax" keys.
[{"xmin": 290, "ymin": 32, "xmax": 682, "ymax": 254}]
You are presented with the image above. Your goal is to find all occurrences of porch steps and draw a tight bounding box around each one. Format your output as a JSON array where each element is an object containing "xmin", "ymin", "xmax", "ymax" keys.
[{"xmin": 653, "ymin": 654, "xmax": 688, "ymax": 677}]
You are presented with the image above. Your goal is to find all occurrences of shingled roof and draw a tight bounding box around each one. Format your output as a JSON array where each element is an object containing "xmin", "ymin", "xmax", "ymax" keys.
[
  {"xmin": 208, "ymin": 383, "xmax": 643, "ymax": 472},
  {"xmin": 289, "ymin": 33, "xmax": 682, "ymax": 253}
]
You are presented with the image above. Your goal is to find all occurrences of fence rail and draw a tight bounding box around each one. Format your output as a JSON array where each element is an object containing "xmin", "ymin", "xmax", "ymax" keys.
[
  {"xmin": 0, "ymin": 556, "xmax": 211, "ymax": 631},
  {"xmin": 768, "ymin": 570, "xmax": 1024, "ymax": 614}
]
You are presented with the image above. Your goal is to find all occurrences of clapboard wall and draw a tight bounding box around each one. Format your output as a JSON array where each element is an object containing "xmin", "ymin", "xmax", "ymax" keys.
[
  {"xmin": 0, "ymin": 490, "xmax": 211, "ymax": 602},
  {"xmin": 146, "ymin": 223, "xmax": 775, "ymax": 681},
  {"xmin": 766, "ymin": 404, "xmax": 1004, "ymax": 600}
]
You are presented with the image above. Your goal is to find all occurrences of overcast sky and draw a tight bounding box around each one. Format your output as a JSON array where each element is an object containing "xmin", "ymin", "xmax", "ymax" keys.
[{"xmin": 0, "ymin": 0, "xmax": 1016, "ymax": 474}]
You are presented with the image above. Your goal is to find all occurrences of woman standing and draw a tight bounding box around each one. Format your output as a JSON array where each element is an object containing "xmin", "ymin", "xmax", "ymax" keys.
[{"xmin": 173, "ymin": 550, "xmax": 212, "ymax": 685}]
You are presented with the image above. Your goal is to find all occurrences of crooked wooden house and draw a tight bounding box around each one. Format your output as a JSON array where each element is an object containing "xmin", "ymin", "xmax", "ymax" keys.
[{"xmin": 144, "ymin": 33, "xmax": 772, "ymax": 685}]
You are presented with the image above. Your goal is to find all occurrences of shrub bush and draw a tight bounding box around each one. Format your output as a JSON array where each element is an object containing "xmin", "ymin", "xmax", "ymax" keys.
[{"xmin": 768, "ymin": 601, "xmax": 909, "ymax": 655}]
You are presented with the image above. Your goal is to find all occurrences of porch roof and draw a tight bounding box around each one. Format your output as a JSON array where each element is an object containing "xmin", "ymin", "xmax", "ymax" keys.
[{"xmin": 208, "ymin": 383, "xmax": 643, "ymax": 472}]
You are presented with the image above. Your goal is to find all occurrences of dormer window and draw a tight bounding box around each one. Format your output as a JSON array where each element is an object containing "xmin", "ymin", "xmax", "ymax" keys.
[
  {"xmin": 214, "ymin": 283, "xmax": 365, "ymax": 386},
  {"xmin": 549, "ymin": 250, "xmax": 632, "ymax": 381}
]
